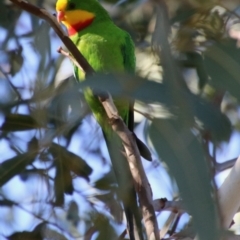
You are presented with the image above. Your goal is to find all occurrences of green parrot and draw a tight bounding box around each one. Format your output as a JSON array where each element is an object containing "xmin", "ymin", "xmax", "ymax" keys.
[{"xmin": 56, "ymin": 0, "xmax": 152, "ymax": 239}]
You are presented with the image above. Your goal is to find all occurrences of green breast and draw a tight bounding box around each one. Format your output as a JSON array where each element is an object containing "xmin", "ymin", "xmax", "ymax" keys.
[
  {"xmin": 71, "ymin": 22, "xmax": 128, "ymax": 75},
  {"xmin": 70, "ymin": 21, "xmax": 135, "ymax": 133}
]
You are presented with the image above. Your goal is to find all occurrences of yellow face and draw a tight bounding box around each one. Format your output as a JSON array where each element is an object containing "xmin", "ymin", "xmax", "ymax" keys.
[{"xmin": 56, "ymin": 0, "xmax": 95, "ymax": 28}]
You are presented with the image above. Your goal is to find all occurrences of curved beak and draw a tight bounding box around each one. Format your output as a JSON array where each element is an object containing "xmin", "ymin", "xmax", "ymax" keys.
[{"xmin": 57, "ymin": 11, "xmax": 65, "ymax": 22}]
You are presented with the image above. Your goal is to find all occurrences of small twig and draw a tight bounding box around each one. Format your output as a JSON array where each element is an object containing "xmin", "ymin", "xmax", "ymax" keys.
[
  {"xmin": 118, "ymin": 229, "xmax": 127, "ymax": 240},
  {"xmin": 7, "ymin": 199, "xmax": 69, "ymax": 236},
  {"xmin": 152, "ymin": 198, "xmax": 186, "ymax": 213},
  {"xmin": 84, "ymin": 226, "xmax": 96, "ymax": 240},
  {"xmin": 169, "ymin": 213, "xmax": 182, "ymax": 236},
  {"xmin": 216, "ymin": 158, "xmax": 237, "ymax": 173},
  {"xmin": 134, "ymin": 108, "xmax": 153, "ymax": 120},
  {"xmin": 57, "ymin": 47, "xmax": 83, "ymax": 72},
  {"xmin": 160, "ymin": 212, "xmax": 177, "ymax": 239},
  {"xmin": 219, "ymin": 4, "xmax": 240, "ymax": 20}
]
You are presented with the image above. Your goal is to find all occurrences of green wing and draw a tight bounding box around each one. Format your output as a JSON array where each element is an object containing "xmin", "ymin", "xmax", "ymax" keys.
[
  {"xmin": 121, "ymin": 33, "xmax": 136, "ymax": 73},
  {"xmin": 122, "ymin": 34, "xmax": 152, "ymax": 161},
  {"xmin": 121, "ymin": 33, "xmax": 135, "ymax": 131}
]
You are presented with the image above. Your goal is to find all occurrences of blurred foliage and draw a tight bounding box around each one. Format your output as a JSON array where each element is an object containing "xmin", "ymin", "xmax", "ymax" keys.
[{"xmin": 1, "ymin": 0, "xmax": 240, "ymax": 239}]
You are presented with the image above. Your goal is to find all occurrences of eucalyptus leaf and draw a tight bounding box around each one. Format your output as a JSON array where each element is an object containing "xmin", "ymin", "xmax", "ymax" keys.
[
  {"xmin": 94, "ymin": 170, "xmax": 116, "ymax": 190},
  {"xmin": 1, "ymin": 114, "xmax": 40, "ymax": 131},
  {"xmin": 82, "ymin": 74, "xmax": 172, "ymax": 105},
  {"xmin": 94, "ymin": 214, "xmax": 118, "ymax": 240},
  {"xmin": 149, "ymin": 118, "xmax": 220, "ymax": 240},
  {"xmin": 83, "ymin": 74, "xmax": 231, "ymax": 142},
  {"xmin": 204, "ymin": 40, "xmax": 240, "ymax": 102},
  {"xmin": 0, "ymin": 152, "xmax": 37, "ymax": 187},
  {"xmin": 187, "ymin": 93, "xmax": 232, "ymax": 142},
  {"xmin": 95, "ymin": 191, "xmax": 123, "ymax": 223},
  {"xmin": 50, "ymin": 143, "xmax": 92, "ymax": 180},
  {"xmin": 8, "ymin": 46, "xmax": 24, "ymax": 76},
  {"xmin": 7, "ymin": 231, "xmax": 42, "ymax": 240},
  {"xmin": 0, "ymin": 1, "xmax": 21, "ymax": 29},
  {"xmin": 0, "ymin": 199, "xmax": 14, "ymax": 207},
  {"xmin": 54, "ymin": 160, "xmax": 73, "ymax": 206}
]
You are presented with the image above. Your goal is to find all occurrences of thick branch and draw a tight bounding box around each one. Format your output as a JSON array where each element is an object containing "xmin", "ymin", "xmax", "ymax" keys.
[
  {"xmin": 100, "ymin": 95, "xmax": 160, "ymax": 240},
  {"xmin": 218, "ymin": 156, "xmax": 240, "ymax": 228}
]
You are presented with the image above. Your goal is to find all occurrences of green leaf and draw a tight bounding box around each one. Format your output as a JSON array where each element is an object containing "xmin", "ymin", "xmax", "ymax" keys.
[
  {"xmin": 66, "ymin": 201, "xmax": 80, "ymax": 226},
  {"xmin": 49, "ymin": 143, "xmax": 92, "ymax": 205},
  {"xmin": 0, "ymin": 152, "xmax": 37, "ymax": 187},
  {"xmin": 95, "ymin": 191, "xmax": 123, "ymax": 223},
  {"xmin": 94, "ymin": 214, "xmax": 117, "ymax": 240},
  {"xmin": 83, "ymin": 73, "xmax": 231, "ymax": 142},
  {"xmin": 188, "ymin": 93, "xmax": 232, "ymax": 142},
  {"xmin": 149, "ymin": 119, "xmax": 220, "ymax": 240},
  {"xmin": 54, "ymin": 160, "xmax": 73, "ymax": 206},
  {"xmin": 204, "ymin": 40, "xmax": 240, "ymax": 102},
  {"xmin": 1, "ymin": 114, "xmax": 40, "ymax": 131},
  {"xmin": 0, "ymin": 2, "xmax": 21, "ymax": 29},
  {"xmin": 33, "ymin": 21, "xmax": 51, "ymax": 62},
  {"xmin": 171, "ymin": 7, "xmax": 196, "ymax": 24},
  {"xmin": 94, "ymin": 171, "xmax": 116, "ymax": 190},
  {"xmin": 8, "ymin": 46, "xmax": 24, "ymax": 76},
  {"xmin": 7, "ymin": 222, "xmax": 43, "ymax": 240},
  {"xmin": 50, "ymin": 143, "xmax": 92, "ymax": 180},
  {"xmin": 7, "ymin": 231, "xmax": 42, "ymax": 240},
  {"xmin": 185, "ymin": 52, "xmax": 209, "ymax": 89},
  {"xmin": 0, "ymin": 199, "xmax": 14, "ymax": 207},
  {"xmin": 27, "ymin": 137, "xmax": 39, "ymax": 152},
  {"xmin": 82, "ymin": 74, "xmax": 173, "ymax": 106}
]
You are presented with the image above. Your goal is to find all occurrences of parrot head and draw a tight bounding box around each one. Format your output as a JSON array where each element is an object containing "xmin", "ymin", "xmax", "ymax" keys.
[{"xmin": 56, "ymin": 0, "xmax": 109, "ymax": 35}]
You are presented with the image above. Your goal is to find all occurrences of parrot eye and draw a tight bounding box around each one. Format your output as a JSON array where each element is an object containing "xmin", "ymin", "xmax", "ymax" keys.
[{"xmin": 68, "ymin": 2, "xmax": 76, "ymax": 10}]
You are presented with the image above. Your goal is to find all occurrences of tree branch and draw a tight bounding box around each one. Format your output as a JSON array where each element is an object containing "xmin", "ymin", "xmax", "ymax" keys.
[
  {"xmin": 9, "ymin": 0, "xmax": 94, "ymax": 76},
  {"xmin": 218, "ymin": 155, "xmax": 240, "ymax": 228},
  {"xmin": 152, "ymin": 198, "xmax": 186, "ymax": 213},
  {"xmin": 99, "ymin": 95, "xmax": 160, "ymax": 240},
  {"xmin": 216, "ymin": 158, "xmax": 237, "ymax": 173}
]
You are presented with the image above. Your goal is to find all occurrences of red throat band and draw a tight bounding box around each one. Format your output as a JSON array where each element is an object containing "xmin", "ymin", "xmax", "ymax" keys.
[{"xmin": 67, "ymin": 18, "xmax": 94, "ymax": 36}]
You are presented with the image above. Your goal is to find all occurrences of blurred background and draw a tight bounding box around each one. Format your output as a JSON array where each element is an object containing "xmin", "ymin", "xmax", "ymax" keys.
[{"xmin": 1, "ymin": 0, "xmax": 240, "ymax": 239}]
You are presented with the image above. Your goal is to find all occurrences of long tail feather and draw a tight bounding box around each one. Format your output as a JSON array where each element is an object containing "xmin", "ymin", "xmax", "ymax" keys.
[{"xmin": 103, "ymin": 131, "xmax": 144, "ymax": 240}]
